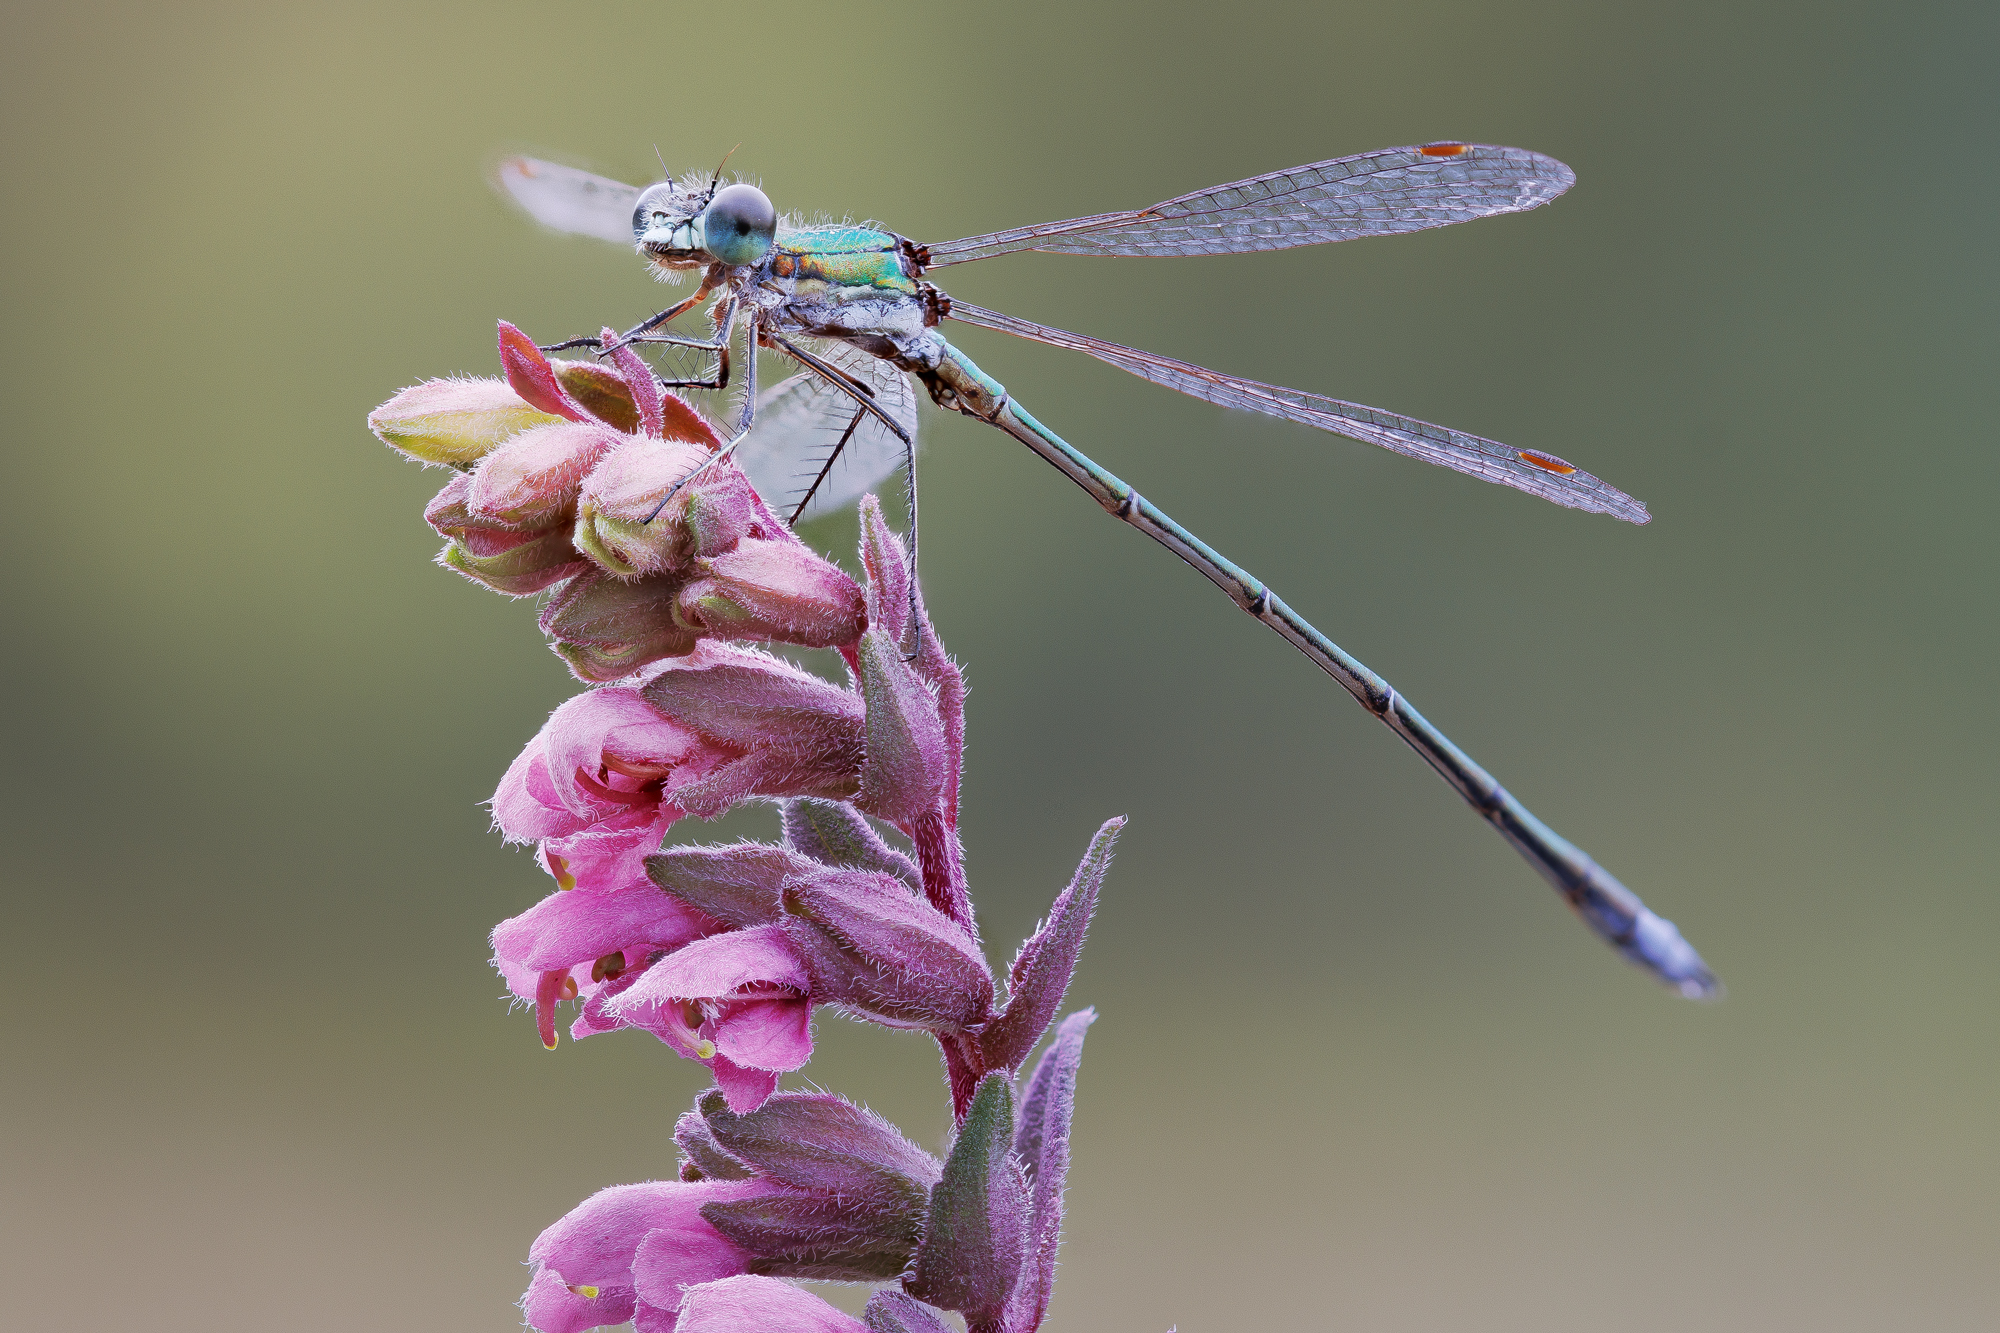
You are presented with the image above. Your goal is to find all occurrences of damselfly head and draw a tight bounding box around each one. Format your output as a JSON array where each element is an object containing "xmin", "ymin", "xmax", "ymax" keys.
[
  {"xmin": 632, "ymin": 178, "xmax": 775, "ymax": 271},
  {"xmin": 632, "ymin": 179, "xmax": 713, "ymax": 269}
]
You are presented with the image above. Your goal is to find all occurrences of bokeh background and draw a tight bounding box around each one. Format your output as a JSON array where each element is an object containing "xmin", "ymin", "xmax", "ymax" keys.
[{"xmin": 3, "ymin": 1, "xmax": 1994, "ymax": 1329}]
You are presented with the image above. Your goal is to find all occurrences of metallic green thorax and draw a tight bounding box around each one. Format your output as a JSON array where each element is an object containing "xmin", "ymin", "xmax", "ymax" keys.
[{"xmin": 771, "ymin": 226, "xmax": 918, "ymax": 295}]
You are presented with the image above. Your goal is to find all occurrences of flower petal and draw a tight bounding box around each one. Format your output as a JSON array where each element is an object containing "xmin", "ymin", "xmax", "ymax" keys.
[
  {"xmin": 521, "ymin": 1269, "xmax": 636, "ymax": 1333},
  {"xmin": 675, "ymin": 1275, "xmax": 867, "ymax": 1333},
  {"xmin": 492, "ymin": 883, "xmax": 714, "ymax": 975},
  {"xmin": 709, "ymin": 1056, "xmax": 782, "ymax": 1114},
  {"xmin": 711, "ymin": 996, "xmax": 812, "ymax": 1071},
  {"xmin": 494, "ymin": 735, "xmax": 597, "ymax": 842},
  {"xmin": 544, "ymin": 688, "xmax": 703, "ymax": 818},
  {"xmin": 528, "ymin": 1180, "xmax": 775, "ymax": 1289},
  {"xmin": 614, "ymin": 925, "xmax": 808, "ymax": 1013},
  {"xmin": 628, "ymin": 1196, "xmax": 772, "ymax": 1309}
]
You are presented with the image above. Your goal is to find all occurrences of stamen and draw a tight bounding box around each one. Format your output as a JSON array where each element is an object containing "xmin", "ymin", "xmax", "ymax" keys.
[
  {"xmin": 567, "ymin": 1285, "xmax": 600, "ymax": 1299},
  {"xmin": 534, "ymin": 970, "xmax": 567, "ymax": 1050},
  {"xmin": 592, "ymin": 951, "xmax": 628, "ymax": 983},
  {"xmin": 680, "ymin": 996, "xmax": 720, "ymax": 1056},
  {"xmin": 543, "ymin": 850, "xmax": 577, "ymax": 891}
]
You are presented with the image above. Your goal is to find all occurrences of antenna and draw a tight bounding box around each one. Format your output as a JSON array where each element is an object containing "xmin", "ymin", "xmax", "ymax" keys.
[{"xmin": 708, "ymin": 143, "xmax": 741, "ymax": 200}]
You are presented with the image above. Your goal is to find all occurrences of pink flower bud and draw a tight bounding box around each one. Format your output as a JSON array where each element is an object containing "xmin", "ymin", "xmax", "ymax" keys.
[
  {"xmin": 541, "ymin": 569, "xmax": 703, "ymax": 683},
  {"xmin": 440, "ymin": 527, "xmax": 591, "ymax": 597},
  {"xmin": 573, "ymin": 438, "xmax": 718, "ymax": 576},
  {"xmin": 676, "ymin": 540, "xmax": 869, "ymax": 650},
  {"xmin": 368, "ymin": 376, "xmax": 561, "ymax": 469},
  {"xmin": 854, "ymin": 630, "xmax": 949, "ymax": 825},
  {"xmin": 780, "ymin": 868, "xmax": 994, "ymax": 1033},
  {"xmin": 468, "ymin": 420, "xmax": 623, "ymax": 530},
  {"xmin": 426, "ymin": 472, "xmax": 528, "ymax": 540},
  {"xmin": 637, "ymin": 647, "xmax": 866, "ymax": 815}
]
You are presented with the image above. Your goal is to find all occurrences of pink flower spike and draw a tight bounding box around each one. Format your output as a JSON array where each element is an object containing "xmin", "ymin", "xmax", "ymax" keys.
[
  {"xmin": 499, "ymin": 321, "xmax": 590, "ymax": 422},
  {"xmin": 601, "ymin": 327, "xmax": 665, "ymax": 438},
  {"xmin": 675, "ymin": 1276, "xmax": 868, "ymax": 1333}
]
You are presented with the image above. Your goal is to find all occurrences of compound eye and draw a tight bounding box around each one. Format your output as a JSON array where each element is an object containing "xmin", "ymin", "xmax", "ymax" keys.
[
  {"xmin": 701, "ymin": 183, "xmax": 777, "ymax": 267},
  {"xmin": 632, "ymin": 182, "xmax": 679, "ymax": 240}
]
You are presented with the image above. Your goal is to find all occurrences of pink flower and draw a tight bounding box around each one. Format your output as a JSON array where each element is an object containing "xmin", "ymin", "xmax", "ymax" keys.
[
  {"xmin": 522, "ymin": 1178, "xmax": 791, "ymax": 1333},
  {"xmin": 492, "ymin": 645, "xmax": 867, "ymax": 861},
  {"xmin": 490, "ymin": 881, "xmax": 722, "ymax": 1050},
  {"xmin": 597, "ymin": 925, "xmax": 815, "ymax": 1113}
]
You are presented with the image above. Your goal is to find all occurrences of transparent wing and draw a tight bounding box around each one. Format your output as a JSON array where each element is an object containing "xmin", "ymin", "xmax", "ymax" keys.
[
  {"xmin": 922, "ymin": 143, "xmax": 1573, "ymax": 265},
  {"xmin": 948, "ymin": 301, "xmax": 1646, "ymax": 523},
  {"xmin": 734, "ymin": 340, "xmax": 919, "ymax": 521},
  {"xmin": 493, "ymin": 156, "xmax": 642, "ymax": 246}
]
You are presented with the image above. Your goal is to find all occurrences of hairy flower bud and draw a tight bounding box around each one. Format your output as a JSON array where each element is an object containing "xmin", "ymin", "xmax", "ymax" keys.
[
  {"xmin": 441, "ymin": 526, "xmax": 592, "ymax": 596},
  {"xmin": 780, "ymin": 868, "xmax": 993, "ymax": 1032},
  {"xmin": 782, "ymin": 798, "xmax": 923, "ymax": 891},
  {"xmin": 647, "ymin": 844, "xmax": 817, "ymax": 928},
  {"xmin": 541, "ymin": 569, "xmax": 702, "ymax": 683},
  {"xmin": 864, "ymin": 1292, "xmax": 957, "ymax": 1333},
  {"xmin": 468, "ymin": 420, "xmax": 622, "ymax": 530},
  {"xmin": 369, "ymin": 376, "xmax": 561, "ymax": 468},
  {"xmin": 638, "ymin": 648, "xmax": 865, "ymax": 815},
  {"xmin": 690, "ymin": 1089, "xmax": 941, "ymax": 1203},
  {"xmin": 573, "ymin": 438, "xmax": 718, "ymax": 576},
  {"xmin": 679, "ymin": 1090, "xmax": 939, "ymax": 1281},
  {"xmin": 676, "ymin": 540, "xmax": 868, "ymax": 649},
  {"xmin": 854, "ymin": 630, "xmax": 949, "ymax": 824}
]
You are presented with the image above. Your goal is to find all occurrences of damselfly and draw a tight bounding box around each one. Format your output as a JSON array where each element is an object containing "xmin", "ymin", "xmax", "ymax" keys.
[{"xmin": 494, "ymin": 142, "xmax": 1718, "ymax": 998}]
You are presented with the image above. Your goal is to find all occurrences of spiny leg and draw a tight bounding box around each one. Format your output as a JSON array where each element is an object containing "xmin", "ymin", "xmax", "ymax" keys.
[
  {"xmin": 536, "ymin": 279, "xmax": 719, "ymax": 355},
  {"xmin": 787, "ymin": 406, "xmax": 869, "ymax": 523},
  {"xmin": 756, "ymin": 334, "xmax": 925, "ymax": 654},
  {"xmin": 641, "ymin": 310, "xmax": 763, "ymax": 524}
]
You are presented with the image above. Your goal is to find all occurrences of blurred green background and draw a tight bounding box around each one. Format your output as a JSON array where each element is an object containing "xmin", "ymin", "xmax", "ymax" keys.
[{"xmin": 3, "ymin": 0, "xmax": 1994, "ymax": 1328}]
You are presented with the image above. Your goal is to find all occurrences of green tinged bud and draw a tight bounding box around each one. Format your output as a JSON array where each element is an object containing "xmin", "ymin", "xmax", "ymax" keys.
[
  {"xmin": 541, "ymin": 569, "xmax": 701, "ymax": 683},
  {"xmin": 675, "ymin": 541, "xmax": 868, "ymax": 649},
  {"xmin": 368, "ymin": 377, "xmax": 561, "ymax": 469},
  {"xmin": 438, "ymin": 529, "xmax": 587, "ymax": 597},
  {"xmin": 572, "ymin": 439, "xmax": 715, "ymax": 576},
  {"xmin": 906, "ymin": 1073, "xmax": 1029, "ymax": 1324},
  {"xmin": 551, "ymin": 359, "xmax": 640, "ymax": 434}
]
